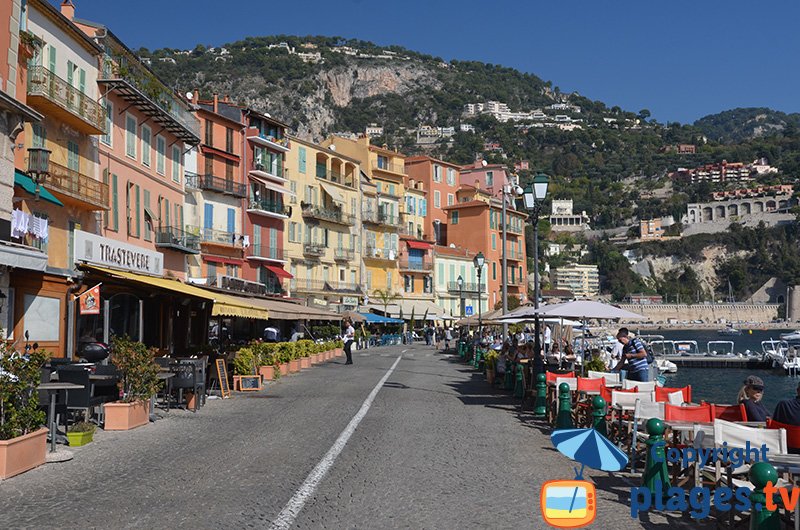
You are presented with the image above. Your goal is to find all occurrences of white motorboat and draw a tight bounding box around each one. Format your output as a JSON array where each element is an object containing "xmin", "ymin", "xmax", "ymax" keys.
[
  {"xmin": 707, "ymin": 340, "xmax": 735, "ymax": 357},
  {"xmin": 655, "ymin": 358, "xmax": 678, "ymax": 374},
  {"xmin": 784, "ymin": 356, "xmax": 800, "ymax": 376},
  {"xmin": 717, "ymin": 324, "xmax": 742, "ymax": 336},
  {"xmin": 780, "ymin": 330, "xmax": 800, "ymax": 341},
  {"xmin": 762, "ymin": 339, "xmax": 789, "ymax": 367},
  {"xmin": 675, "ymin": 340, "xmax": 702, "ymax": 357}
]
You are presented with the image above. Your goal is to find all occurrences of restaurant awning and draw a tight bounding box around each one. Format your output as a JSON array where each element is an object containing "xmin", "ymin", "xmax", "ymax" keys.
[
  {"xmin": 319, "ymin": 181, "xmax": 344, "ymax": 204},
  {"xmin": 265, "ymin": 265, "xmax": 293, "ymax": 279},
  {"xmin": 359, "ymin": 312, "xmax": 403, "ymax": 324},
  {"xmin": 406, "ymin": 240, "xmax": 432, "ymax": 250},
  {"xmin": 14, "ymin": 170, "xmax": 63, "ymax": 206},
  {"xmin": 82, "ymin": 265, "xmax": 270, "ymax": 320},
  {"xmin": 224, "ymin": 295, "xmax": 340, "ymax": 321},
  {"xmin": 249, "ymin": 174, "xmax": 294, "ymax": 195},
  {"xmin": 0, "ymin": 241, "xmax": 47, "ymax": 271}
]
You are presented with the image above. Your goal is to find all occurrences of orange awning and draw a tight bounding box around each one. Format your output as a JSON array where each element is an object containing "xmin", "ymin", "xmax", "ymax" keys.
[
  {"xmin": 266, "ymin": 265, "xmax": 293, "ymax": 279},
  {"xmin": 406, "ymin": 240, "xmax": 432, "ymax": 250}
]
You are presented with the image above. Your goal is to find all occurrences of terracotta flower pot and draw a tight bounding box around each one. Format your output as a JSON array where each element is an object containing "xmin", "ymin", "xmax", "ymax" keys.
[
  {"xmin": 0, "ymin": 428, "xmax": 47, "ymax": 479},
  {"xmin": 300, "ymin": 357, "xmax": 311, "ymax": 369},
  {"xmin": 288, "ymin": 360, "xmax": 301, "ymax": 373},
  {"xmin": 185, "ymin": 392, "xmax": 197, "ymax": 410},
  {"xmin": 335, "ymin": 347, "xmax": 344, "ymax": 357},
  {"xmin": 311, "ymin": 353, "xmax": 321, "ymax": 364},
  {"xmin": 279, "ymin": 363, "xmax": 290, "ymax": 376},
  {"xmin": 486, "ymin": 368, "xmax": 496, "ymax": 385},
  {"xmin": 259, "ymin": 365, "xmax": 275, "ymax": 381},
  {"xmin": 104, "ymin": 400, "xmax": 150, "ymax": 431}
]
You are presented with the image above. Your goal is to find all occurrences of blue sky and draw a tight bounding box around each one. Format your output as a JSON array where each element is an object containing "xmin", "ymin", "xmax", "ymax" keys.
[{"xmin": 60, "ymin": 0, "xmax": 800, "ymax": 124}]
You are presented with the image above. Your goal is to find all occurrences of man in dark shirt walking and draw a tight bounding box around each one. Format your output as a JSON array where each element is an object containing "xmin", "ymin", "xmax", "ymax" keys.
[{"xmin": 773, "ymin": 382, "xmax": 800, "ymax": 426}]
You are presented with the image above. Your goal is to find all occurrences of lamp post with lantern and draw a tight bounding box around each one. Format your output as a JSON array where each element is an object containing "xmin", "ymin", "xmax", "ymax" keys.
[
  {"xmin": 26, "ymin": 147, "xmax": 51, "ymax": 201},
  {"xmin": 522, "ymin": 174, "xmax": 550, "ymax": 375},
  {"xmin": 473, "ymin": 251, "xmax": 485, "ymax": 340}
]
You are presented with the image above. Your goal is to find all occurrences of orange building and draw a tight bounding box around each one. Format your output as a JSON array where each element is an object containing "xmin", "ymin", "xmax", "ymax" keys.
[
  {"xmin": 404, "ymin": 155, "xmax": 461, "ymax": 245},
  {"xmin": 443, "ymin": 185, "xmax": 528, "ymax": 309}
]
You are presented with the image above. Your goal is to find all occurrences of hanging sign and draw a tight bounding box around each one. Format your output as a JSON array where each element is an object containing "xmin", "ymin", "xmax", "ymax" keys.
[{"xmin": 78, "ymin": 283, "xmax": 102, "ymax": 315}]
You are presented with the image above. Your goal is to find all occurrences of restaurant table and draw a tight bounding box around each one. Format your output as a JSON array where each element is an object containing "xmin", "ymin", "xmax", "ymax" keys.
[{"xmin": 37, "ymin": 382, "xmax": 84, "ymax": 453}]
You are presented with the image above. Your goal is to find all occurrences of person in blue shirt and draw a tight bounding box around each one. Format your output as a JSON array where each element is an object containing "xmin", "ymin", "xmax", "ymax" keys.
[
  {"xmin": 737, "ymin": 375, "xmax": 769, "ymax": 422},
  {"xmin": 773, "ymin": 382, "xmax": 800, "ymax": 426},
  {"xmin": 612, "ymin": 328, "xmax": 650, "ymax": 382}
]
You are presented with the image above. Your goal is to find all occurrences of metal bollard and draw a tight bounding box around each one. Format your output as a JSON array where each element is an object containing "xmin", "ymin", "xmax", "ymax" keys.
[
  {"xmin": 514, "ymin": 365, "xmax": 525, "ymax": 399},
  {"xmin": 591, "ymin": 396, "xmax": 607, "ymax": 436},
  {"xmin": 533, "ymin": 373, "xmax": 547, "ymax": 417},
  {"xmin": 473, "ymin": 348, "xmax": 483, "ymax": 370},
  {"xmin": 555, "ymin": 382, "xmax": 573, "ymax": 430},
  {"xmin": 642, "ymin": 418, "xmax": 670, "ymax": 496},
  {"xmin": 749, "ymin": 462, "xmax": 781, "ymax": 530}
]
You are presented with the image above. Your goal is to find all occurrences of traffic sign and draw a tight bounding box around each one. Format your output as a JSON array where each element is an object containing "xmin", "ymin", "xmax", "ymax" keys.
[{"xmin": 465, "ymin": 306, "xmax": 474, "ymax": 316}]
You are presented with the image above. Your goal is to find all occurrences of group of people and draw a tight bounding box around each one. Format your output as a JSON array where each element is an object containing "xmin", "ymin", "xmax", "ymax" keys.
[
  {"xmin": 423, "ymin": 326, "xmax": 454, "ymax": 351},
  {"xmin": 738, "ymin": 375, "xmax": 800, "ymax": 426}
]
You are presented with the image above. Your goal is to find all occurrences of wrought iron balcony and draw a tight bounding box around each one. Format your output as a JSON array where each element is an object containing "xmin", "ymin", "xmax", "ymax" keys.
[
  {"xmin": 363, "ymin": 210, "xmax": 403, "ymax": 228},
  {"xmin": 291, "ymin": 278, "xmax": 361, "ymax": 293},
  {"xmin": 46, "ymin": 160, "xmax": 109, "ymax": 210},
  {"xmin": 447, "ymin": 281, "xmax": 483, "ymax": 294},
  {"xmin": 186, "ymin": 226, "xmax": 239, "ymax": 247},
  {"xmin": 185, "ymin": 172, "xmax": 246, "ymax": 198},
  {"xmin": 247, "ymin": 133, "xmax": 290, "ymax": 151},
  {"xmin": 334, "ymin": 247, "xmax": 355, "ymax": 261},
  {"xmin": 251, "ymin": 164, "xmax": 289, "ymax": 183},
  {"xmin": 246, "ymin": 245, "xmax": 287, "ymax": 261},
  {"xmin": 247, "ymin": 199, "xmax": 290, "ymax": 218},
  {"xmin": 154, "ymin": 226, "xmax": 200, "ymax": 254},
  {"xmin": 303, "ymin": 243, "xmax": 326, "ymax": 257},
  {"xmin": 364, "ymin": 245, "xmax": 397, "ymax": 261},
  {"xmin": 371, "ymin": 160, "xmax": 406, "ymax": 175},
  {"xmin": 27, "ymin": 66, "xmax": 105, "ymax": 135},
  {"xmin": 507, "ymin": 224, "xmax": 524, "ymax": 235},
  {"xmin": 399, "ymin": 258, "xmax": 433, "ymax": 272},
  {"xmin": 301, "ymin": 203, "xmax": 355, "ymax": 225}
]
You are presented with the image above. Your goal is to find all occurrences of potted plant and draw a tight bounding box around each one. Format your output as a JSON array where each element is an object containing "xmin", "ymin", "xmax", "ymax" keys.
[
  {"xmin": 105, "ymin": 336, "xmax": 159, "ymax": 431},
  {"xmin": 0, "ymin": 347, "xmax": 47, "ymax": 479},
  {"xmin": 484, "ymin": 350, "xmax": 499, "ymax": 385},
  {"xmin": 66, "ymin": 421, "xmax": 96, "ymax": 447},
  {"xmin": 299, "ymin": 341, "xmax": 312, "ymax": 370},
  {"xmin": 255, "ymin": 343, "xmax": 279, "ymax": 381}
]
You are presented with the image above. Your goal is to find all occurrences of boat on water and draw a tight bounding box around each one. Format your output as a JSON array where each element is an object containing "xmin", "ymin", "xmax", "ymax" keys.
[
  {"xmin": 780, "ymin": 330, "xmax": 800, "ymax": 341},
  {"xmin": 675, "ymin": 340, "xmax": 703, "ymax": 357},
  {"xmin": 762, "ymin": 339, "xmax": 789, "ymax": 367},
  {"xmin": 655, "ymin": 358, "xmax": 678, "ymax": 373},
  {"xmin": 717, "ymin": 324, "xmax": 743, "ymax": 336},
  {"xmin": 707, "ymin": 340, "xmax": 736, "ymax": 357}
]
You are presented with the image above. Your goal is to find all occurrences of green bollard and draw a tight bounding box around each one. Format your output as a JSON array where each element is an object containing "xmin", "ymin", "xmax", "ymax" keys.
[
  {"xmin": 473, "ymin": 347, "xmax": 483, "ymax": 369},
  {"xmin": 642, "ymin": 418, "xmax": 670, "ymax": 497},
  {"xmin": 514, "ymin": 365, "xmax": 525, "ymax": 399},
  {"xmin": 591, "ymin": 396, "xmax": 607, "ymax": 436},
  {"xmin": 555, "ymin": 382, "xmax": 573, "ymax": 430},
  {"xmin": 749, "ymin": 462, "xmax": 781, "ymax": 530},
  {"xmin": 504, "ymin": 360, "xmax": 514, "ymax": 390},
  {"xmin": 533, "ymin": 373, "xmax": 547, "ymax": 417}
]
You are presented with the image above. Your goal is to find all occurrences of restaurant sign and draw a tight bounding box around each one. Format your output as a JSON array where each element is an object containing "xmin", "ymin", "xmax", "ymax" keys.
[
  {"xmin": 74, "ymin": 230, "xmax": 164, "ymax": 276},
  {"xmin": 342, "ymin": 296, "xmax": 359, "ymax": 306}
]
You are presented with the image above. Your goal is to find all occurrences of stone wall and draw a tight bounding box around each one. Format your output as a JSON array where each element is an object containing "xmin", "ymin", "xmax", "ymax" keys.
[{"xmin": 617, "ymin": 303, "xmax": 780, "ymax": 324}]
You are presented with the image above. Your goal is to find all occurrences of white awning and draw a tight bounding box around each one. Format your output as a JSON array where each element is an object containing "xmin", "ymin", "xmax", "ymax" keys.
[
  {"xmin": 319, "ymin": 181, "xmax": 345, "ymax": 204},
  {"xmin": 0, "ymin": 242, "xmax": 47, "ymax": 271},
  {"xmin": 249, "ymin": 174, "xmax": 295, "ymax": 196}
]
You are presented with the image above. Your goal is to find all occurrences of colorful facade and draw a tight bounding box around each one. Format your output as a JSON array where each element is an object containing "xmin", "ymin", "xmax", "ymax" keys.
[
  {"xmin": 404, "ymin": 155, "xmax": 460, "ymax": 245},
  {"xmin": 433, "ymin": 244, "xmax": 488, "ymax": 318}
]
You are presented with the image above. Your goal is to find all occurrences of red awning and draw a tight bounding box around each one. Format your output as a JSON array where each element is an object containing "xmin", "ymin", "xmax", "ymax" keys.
[
  {"xmin": 202, "ymin": 255, "xmax": 244, "ymax": 265},
  {"xmin": 266, "ymin": 265, "xmax": 293, "ymax": 279},
  {"xmin": 406, "ymin": 240, "xmax": 432, "ymax": 250}
]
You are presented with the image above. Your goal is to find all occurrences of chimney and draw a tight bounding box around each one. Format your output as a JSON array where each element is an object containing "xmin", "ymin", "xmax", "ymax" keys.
[
  {"xmin": 213, "ymin": 94, "xmax": 218, "ymax": 113},
  {"xmin": 224, "ymin": 94, "xmax": 230, "ymax": 103},
  {"xmin": 60, "ymin": 0, "xmax": 75, "ymax": 20},
  {"xmin": 192, "ymin": 89, "xmax": 199, "ymax": 105}
]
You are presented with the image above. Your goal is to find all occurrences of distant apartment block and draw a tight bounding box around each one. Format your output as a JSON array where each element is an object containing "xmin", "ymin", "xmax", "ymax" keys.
[
  {"xmin": 640, "ymin": 218, "xmax": 663, "ymax": 239},
  {"xmin": 670, "ymin": 158, "xmax": 778, "ymax": 184},
  {"xmin": 553, "ymin": 264, "xmax": 599, "ymax": 298},
  {"xmin": 660, "ymin": 144, "xmax": 696, "ymax": 154},
  {"xmin": 683, "ymin": 188, "xmax": 795, "ymax": 225},
  {"xmin": 366, "ymin": 123, "xmax": 384, "ymax": 137},
  {"xmin": 549, "ymin": 199, "xmax": 590, "ymax": 232}
]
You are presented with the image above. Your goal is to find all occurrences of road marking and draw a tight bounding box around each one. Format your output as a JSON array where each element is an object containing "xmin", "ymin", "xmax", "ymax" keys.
[
  {"xmin": 269, "ymin": 355, "xmax": 403, "ymax": 530},
  {"xmin": 402, "ymin": 349, "xmax": 409, "ymax": 353},
  {"xmin": 359, "ymin": 353, "xmax": 369, "ymax": 356}
]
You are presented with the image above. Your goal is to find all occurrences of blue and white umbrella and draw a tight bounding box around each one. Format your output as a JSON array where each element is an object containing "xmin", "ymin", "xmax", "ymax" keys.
[{"xmin": 551, "ymin": 428, "xmax": 628, "ymax": 474}]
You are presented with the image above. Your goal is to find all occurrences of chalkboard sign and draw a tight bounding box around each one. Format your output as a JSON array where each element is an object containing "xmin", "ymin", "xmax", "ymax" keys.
[
  {"xmin": 238, "ymin": 375, "xmax": 262, "ymax": 392},
  {"xmin": 215, "ymin": 358, "xmax": 230, "ymax": 398}
]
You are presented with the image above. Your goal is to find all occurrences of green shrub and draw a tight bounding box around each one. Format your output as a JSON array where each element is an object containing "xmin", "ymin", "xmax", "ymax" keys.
[
  {"xmin": 233, "ymin": 347, "xmax": 257, "ymax": 375},
  {"xmin": 584, "ymin": 356, "xmax": 607, "ymax": 373},
  {"xmin": 0, "ymin": 346, "xmax": 46, "ymax": 440},
  {"xmin": 111, "ymin": 335, "xmax": 160, "ymax": 403},
  {"xmin": 275, "ymin": 342, "xmax": 296, "ymax": 363}
]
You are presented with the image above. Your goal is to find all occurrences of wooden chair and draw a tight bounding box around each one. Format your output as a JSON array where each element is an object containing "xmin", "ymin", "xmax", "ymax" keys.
[{"xmin": 610, "ymin": 391, "xmax": 655, "ymax": 448}]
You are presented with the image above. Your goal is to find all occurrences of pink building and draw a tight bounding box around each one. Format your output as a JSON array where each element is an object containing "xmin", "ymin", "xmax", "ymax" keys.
[{"xmin": 459, "ymin": 161, "xmax": 516, "ymax": 201}]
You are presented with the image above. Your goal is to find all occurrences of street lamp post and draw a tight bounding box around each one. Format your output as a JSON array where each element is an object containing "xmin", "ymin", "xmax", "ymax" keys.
[
  {"xmin": 457, "ymin": 275, "xmax": 465, "ymax": 318},
  {"xmin": 473, "ymin": 252, "xmax": 485, "ymax": 340},
  {"xmin": 523, "ymin": 174, "xmax": 550, "ymax": 378}
]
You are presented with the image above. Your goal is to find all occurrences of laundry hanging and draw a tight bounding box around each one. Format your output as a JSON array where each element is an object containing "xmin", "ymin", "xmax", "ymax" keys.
[{"xmin": 11, "ymin": 209, "xmax": 30, "ymax": 239}]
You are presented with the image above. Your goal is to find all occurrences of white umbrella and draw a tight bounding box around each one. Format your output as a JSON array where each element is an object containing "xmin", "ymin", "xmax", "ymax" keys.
[
  {"xmin": 538, "ymin": 300, "xmax": 648, "ymax": 321},
  {"xmin": 500, "ymin": 317, "xmax": 583, "ymax": 327}
]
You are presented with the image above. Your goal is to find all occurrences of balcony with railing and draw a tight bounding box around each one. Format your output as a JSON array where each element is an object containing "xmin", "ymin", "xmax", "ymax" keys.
[
  {"xmin": 398, "ymin": 258, "xmax": 433, "ymax": 273},
  {"xmin": 315, "ymin": 168, "xmax": 356, "ymax": 188},
  {"xmin": 154, "ymin": 226, "xmax": 200, "ymax": 254},
  {"xmin": 185, "ymin": 172, "xmax": 246, "ymax": 198},
  {"xmin": 247, "ymin": 199, "xmax": 290, "ymax": 218},
  {"xmin": 507, "ymin": 276, "xmax": 528, "ymax": 288},
  {"xmin": 505, "ymin": 251, "xmax": 524, "ymax": 262},
  {"xmin": 27, "ymin": 66, "xmax": 105, "ymax": 135},
  {"xmin": 291, "ymin": 278, "xmax": 361, "ymax": 293},
  {"xmin": 201, "ymin": 274, "xmax": 270, "ymax": 296},
  {"xmin": 246, "ymin": 245, "xmax": 287, "ymax": 262},
  {"xmin": 334, "ymin": 247, "xmax": 355, "ymax": 261},
  {"xmin": 364, "ymin": 246, "xmax": 397, "ymax": 261},
  {"xmin": 303, "ymin": 243, "xmax": 326, "ymax": 257},
  {"xmin": 185, "ymin": 226, "xmax": 240, "ymax": 248},
  {"xmin": 371, "ymin": 160, "xmax": 406, "ymax": 176},
  {"xmin": 507, "ymin": 223, "xmax": 524, "ymax": 235},
  {"xmin": 363, "ymin": 210, "xmax": 403, "ymax": 228},
  {"xmin": 250, "ymin": 164, "xmax": 289, "ymax": 184},
  {"xmin": 399, "ymin": 225, "xmax": 426, "ymax": 240},
  {"xmin": 447, "ymin": 281, "xmax": 483, "ymax": 294},
  {"xmin": 247, "ymin": 132, "xmax": 290, "ymax": 151},
  {"xmin": 301, "ymin": 203, "xmax": 355, "ymax": 226},
  {"xmin": 46, "ymin": 160, "xmax": 109, "ymax": 210}
]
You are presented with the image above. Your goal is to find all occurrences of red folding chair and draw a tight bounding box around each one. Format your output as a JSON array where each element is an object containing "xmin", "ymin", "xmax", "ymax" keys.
[
  {"xmin": 713, "ymin": 403, "xmax": 747, "ymax": 422},
  {"xmin": 546, "ymin": 371, "xmax": 574, "ymax": 383},
  {"xmin": 767, "ymin": 419, "xmax": 800, "ymax": 453},
  {"xmin": 574, "ymin": 378, "xmax": 606, "ymax": 427},
  {"xmin": 664, "ymin": 403, "xmax": 714, "ymax": 423},
  {"xmin": 601, "ymin": 385, "xmax": 637, "ymax": 404},
  {"xmin": 655, "ymin": 385, "xmax": 692, "ymax": 404}
]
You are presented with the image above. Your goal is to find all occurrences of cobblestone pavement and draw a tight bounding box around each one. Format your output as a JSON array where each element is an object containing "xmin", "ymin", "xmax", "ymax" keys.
[{"xmin": 0, "ymin": 343, "xmax": 717, "ymax": 529}]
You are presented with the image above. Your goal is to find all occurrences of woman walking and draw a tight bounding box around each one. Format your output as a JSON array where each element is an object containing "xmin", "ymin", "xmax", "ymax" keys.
[{"xmin": 343, "ymin": 317, "xmax": 355, "ymax": 365}]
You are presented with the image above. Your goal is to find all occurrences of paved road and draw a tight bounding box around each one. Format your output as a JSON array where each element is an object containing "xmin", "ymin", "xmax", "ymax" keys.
[{"xmin": 0, "ymin": 344, "xmax": 711, "ymax": 529}]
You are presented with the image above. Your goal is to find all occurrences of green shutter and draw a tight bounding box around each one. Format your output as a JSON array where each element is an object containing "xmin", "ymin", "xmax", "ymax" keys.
[
  {"xmin": 66, "ymin": 60, "xmax": 73, "ymax": 86},
  {"xmin": 135, "ymin": 185, "xmax": 141, "ymax": 237},
  {"xmin": 48, "ymin": 46, "xmax": 55, "ymax": 73},
  {"xmin": 165, "ymin": 199, "xmax": 170, "ymax": 227},
  {"xmin": 111, "ymin": 174, "xmax": 118, "ymax": 231},
  {"xmin": 102, "ymin": 169, "xmax": 109, "ymax": 227},
  {"xmin": 143, "ymin": 189, "xmax": 151, "ymax": 240},
  {"xmin": 79, "ymin": 69, "xmax": 86, "ymax": 94}
]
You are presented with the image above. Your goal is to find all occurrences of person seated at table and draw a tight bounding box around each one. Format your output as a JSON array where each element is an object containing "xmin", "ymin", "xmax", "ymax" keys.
[
  {"xmin": 737, "ymin": 375, "xmax": 769, "ymax": 422},
  {"xmin": 612, "ymin": 328, "xmax": 650, "ymax": 382},
  {"xmin": 773, "ymin": 381, "xmax": 800, "ymax": 426},
  {"xmin": 560, "ymin": 344, "xmax": 578, "ymax": 370}
]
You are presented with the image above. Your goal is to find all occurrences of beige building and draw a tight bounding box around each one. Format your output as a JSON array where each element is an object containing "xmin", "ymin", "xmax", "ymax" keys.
[
  {"xmin": 284, "ymin": 136, "xmax": 362, "ymax": 311},
  {"xmin": 553, "ymin": 264, "xmax": 599, "ymax": 298},
  {"xmin": 640, "ymin": 218, "xmax": 663, "ymax": 239}
]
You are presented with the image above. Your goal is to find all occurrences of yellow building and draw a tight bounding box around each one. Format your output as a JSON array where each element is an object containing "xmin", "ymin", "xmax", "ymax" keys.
[
  {"xmin": 322, "ymin": 136, "xmax": 406, "ymax": 299},
  {"xmin": 284, "ymin": 136, "xmax": 362, "ymax": 311},
  {"xmin": 399, "ymin": 179, "xmax": 434, "ymax": 301}
]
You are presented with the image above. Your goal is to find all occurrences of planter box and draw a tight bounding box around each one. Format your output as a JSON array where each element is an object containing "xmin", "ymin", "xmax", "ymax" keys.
[
  {"xmin": 326, "ymin": 350, "xmax": 334, "ymax": 360},
  {"xmin": 66, "ymin": 430, "xmax": 94, "ymax": 447},
  {"xmin": 310, "ymin": 353, "xmax": 320, "ymax": 364},
  {"xmin": 300, "ymin": 357, "xmax": 311, "ymax": 369},
  {"xmin": 279, "ymin": 363, "xmax": 290, "ymax": 376},
  {"xmin": 104, "ymin": 400, "xmax": 149, "ymax": 431},
  {"xmin": 335, "ymin": 347, "xmax": 344, "ymax": 357},
  {"xmin": 0, "ymin": 428, "xmax": 47, "ymax": 480},
  {"xmin": 288, "ymin": 360, "xmax": 301, "ymax": 373},
  {"xmin": 259, "ymin": 365, "xmax": 276, "ymax": 381}
]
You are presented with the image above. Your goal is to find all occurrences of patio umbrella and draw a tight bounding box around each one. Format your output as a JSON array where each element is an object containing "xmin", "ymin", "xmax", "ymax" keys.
[
  {"xmin": 539, "ymin": 301, "xmax": 647, "ymax": 321},
  {"xmin": 551, "ymin": 428, "xmax": 628, "ymax": 473},
  {"xmin": 341, "ymin": 311, "xmax": 366, "ymax": 323}
]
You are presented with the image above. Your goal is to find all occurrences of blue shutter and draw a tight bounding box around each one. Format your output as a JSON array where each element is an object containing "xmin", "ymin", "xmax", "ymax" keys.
[
  {"xmin": 227, "ymin": 208, "xmax": 235, "ymax": 234},
  {"xmin": 298, "ymin": 147, "xmax": 306, "ymax": 174},
  {"xmin": 204, "ymin": 204, "xmax": 214, "ymax": 230}
]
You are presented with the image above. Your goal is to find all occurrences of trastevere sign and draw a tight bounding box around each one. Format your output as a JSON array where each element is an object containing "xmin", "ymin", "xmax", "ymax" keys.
[{"xmin": 74, "ymin": 230, "xmax": 164, "ymax": 276}]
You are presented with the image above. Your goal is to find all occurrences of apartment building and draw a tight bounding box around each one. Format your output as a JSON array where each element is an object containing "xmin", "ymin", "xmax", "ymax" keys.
[
  {"xmin": 553, "ymin": 264, "xmax": 599, "ymax": 298},
  {"xmin": 433, "ymin": 244, "xmax": 488, "ymax": 318},
  {"xmin": 459, "ymin": 160, "xmax": 516, "ymax": 201},
  {"xmin": 398, "ymin": 180, "xmax": 433, "ymax": 301},
  {"xmin": 284, "ymin": 135, "xmax": 362, "ymax": 311},
  {"xmin": 404, "ymin": 155, "xmax": 460, "ymax": 246},
  {"xmin": 550, "ymin": 199, "xmax": 591, "ymax": 232}
]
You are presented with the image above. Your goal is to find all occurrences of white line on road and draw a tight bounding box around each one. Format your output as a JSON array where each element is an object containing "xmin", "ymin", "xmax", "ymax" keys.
[
  {"xmin": 269, "ymin": 355, "xmax": 403, "ymax": 530},
  {"xmin": 401, "ymin": 349, "xmax": 409, "ymax": 353}
]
